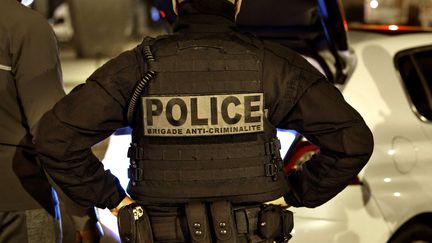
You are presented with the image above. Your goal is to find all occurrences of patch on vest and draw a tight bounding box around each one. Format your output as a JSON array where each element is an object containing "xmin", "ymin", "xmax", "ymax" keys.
[{"xmin": 142, "ymin": 93, "xmax": 264, "ymax": 137}]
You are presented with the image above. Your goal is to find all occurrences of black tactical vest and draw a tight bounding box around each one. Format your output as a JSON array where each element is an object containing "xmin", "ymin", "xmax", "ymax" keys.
[{"xmin": 128, "ymin": 34, "xmax": 289, "ymax": 205}]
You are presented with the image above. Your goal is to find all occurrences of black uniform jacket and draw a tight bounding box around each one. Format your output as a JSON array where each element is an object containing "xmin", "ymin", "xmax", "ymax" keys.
[
  {"xmin": 35, "ymin": 14, "xmax": 373, "ymax": 209},
  {"xmin": 0, "ymin": 0, "xmax": 65, "ymax": 211}
]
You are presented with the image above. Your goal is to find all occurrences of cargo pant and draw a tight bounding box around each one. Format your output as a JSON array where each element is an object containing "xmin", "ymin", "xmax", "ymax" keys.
[{"xmin": 0, "ymin": 208, "xmax": 61, "ymax": 243}]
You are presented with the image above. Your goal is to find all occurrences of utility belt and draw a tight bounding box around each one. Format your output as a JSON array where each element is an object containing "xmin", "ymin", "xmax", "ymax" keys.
[{"xmin": 118, "ymin": 201, "xmax": 293, "ymax": 243}]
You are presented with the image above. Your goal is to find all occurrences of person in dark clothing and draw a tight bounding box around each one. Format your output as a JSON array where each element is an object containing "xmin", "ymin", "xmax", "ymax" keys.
[
  {"xmin": 35, "ymin": 0, "xmax": 374, "ymax": 242},
  {"xmin": 0, "ymin": 0, "xmax": 103, "ymax": 242},
  {"xmin": 0, "ymin": 0, "xmax": 65, "ymax": 242}
]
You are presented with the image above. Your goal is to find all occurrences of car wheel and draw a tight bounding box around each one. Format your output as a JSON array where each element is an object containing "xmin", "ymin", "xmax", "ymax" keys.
[{"xmin": 389, "ymin": 222, "xmax": 432, "ymax": 243}]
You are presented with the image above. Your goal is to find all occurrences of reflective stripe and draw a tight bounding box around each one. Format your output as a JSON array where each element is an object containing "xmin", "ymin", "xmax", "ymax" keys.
[{"xmin": 0, "ymin": 64, "xmax": 12, "ymax": 71}]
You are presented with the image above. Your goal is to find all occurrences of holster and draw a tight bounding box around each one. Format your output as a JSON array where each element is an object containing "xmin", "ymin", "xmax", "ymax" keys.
[
  {"xmin": 258, "ymin": 204, "xmax": 293, "ymax": 243},
  {"xmin": 234, "ymin": 204, "xmax": 293, "ymax": 243},
  {"xmin": 117, "ymin": 203, "xmax": 153, "ymax": 243}
]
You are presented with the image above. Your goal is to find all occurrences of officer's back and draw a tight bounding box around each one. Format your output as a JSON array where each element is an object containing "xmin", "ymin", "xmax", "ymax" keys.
[{"xmin": 35, "ymin": 0, "xmax": 374, "ymax": 242}]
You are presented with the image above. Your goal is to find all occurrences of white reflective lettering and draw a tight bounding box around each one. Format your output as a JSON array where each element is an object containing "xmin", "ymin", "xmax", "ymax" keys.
[{"xmin": 142, "ymin": 93, "xmax": 264, "ymax": 137}]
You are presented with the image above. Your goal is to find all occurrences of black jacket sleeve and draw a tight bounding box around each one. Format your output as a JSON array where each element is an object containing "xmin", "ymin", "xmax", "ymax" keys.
[
  {"xmin": 261, "ymin": 42, "xmax": 373, "ymax": 208},
  {"xmin": 11, "ymin": 6, "xmax": 65, "ymax": 138},
  {"xmin": 280, "ymin": 80, "xmax": 374, "ymax": 208},
  {"xmin": 35, "ymin": 48, "xmax": 144, "ymax": 209}
]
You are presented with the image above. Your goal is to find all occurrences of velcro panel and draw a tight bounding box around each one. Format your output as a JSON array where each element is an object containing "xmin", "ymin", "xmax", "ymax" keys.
[
  {"xmin": 141, "ymin": 141, "xmax": 265, "ymax": 162},
  {"xmin": 141, "ymin": 163, "xmax": 266, "ymax": 181},
  {"xmin": 149, "ymin": 59, "xmax": 260, "ymax": 72},
  {"xmin": 148, "ymin": 71, "xmax": 261, "ymax": 95},
  {"xmin": 131, "ymin": 173, "xmax": 288, "ymax": 203}
]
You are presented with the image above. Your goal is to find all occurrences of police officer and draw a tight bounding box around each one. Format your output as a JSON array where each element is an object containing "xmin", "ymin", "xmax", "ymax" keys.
[{"xmin": 35, "ymin": 0, "xmax": 374, "ymax": 242}]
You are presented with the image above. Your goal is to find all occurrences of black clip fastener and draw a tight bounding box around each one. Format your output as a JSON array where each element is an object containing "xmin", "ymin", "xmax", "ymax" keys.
[
  {"xmin": 128, "ymin": 143, "xmax": 144, "ymax": 184},
  {"xmin": 264, "ymin": 138, "xmax": 283, "ymax": 181},
  {"xmin": 128, "ymin": 164, "xmax": 143, "ymax": 183},
  {"xmin": 265, "ymin": 163, "xmax": 278, "ymax": 181},
  {"xmin": 127, "ymin": 143, "xmax": 144, "ymax": 160}
]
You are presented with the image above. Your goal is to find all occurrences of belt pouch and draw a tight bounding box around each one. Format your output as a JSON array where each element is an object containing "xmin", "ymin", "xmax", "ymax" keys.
[
  {"xmin": 148, "ymin": 207, "xmax": 187, "ymax": 242},
  {"xmin": 210, "ymin": 201, "xmax": 239, "ymax": 243},
  {"xmin": 117, "ymin": 203, "xmax": 154, "ymax": 243},
  {"xmin": 280, "ymin": 209, "xmax": 294, "ymax": 242},
  {"xmin": 185, "ymin": 202, "xmax": 212, "ymax": 243},
  {"xmin": 258, "ymin": 205, "xmax": 294, "ymax": 242}
]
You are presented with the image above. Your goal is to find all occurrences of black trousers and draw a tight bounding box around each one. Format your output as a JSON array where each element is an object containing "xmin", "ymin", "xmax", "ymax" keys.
[{"xmin": 0, "ymin": 208, "xmax": 61, "ymax": 243}]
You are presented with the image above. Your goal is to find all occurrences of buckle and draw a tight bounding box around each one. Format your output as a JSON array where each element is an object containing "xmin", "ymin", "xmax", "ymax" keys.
[
  {"xmin": 128, "ymin": 166, "xmax": 143, "ymax": 182},
  {"xmin": 265, "ymin": 139, "xmax": 282, "ymax": 159},
  {"xmin": 265, "ymin": 163, "xmax": 278, "ymax": 181},
  {"xmin": 273, "ymin": 139, "xmax": 281, "ymax": 151},
  {"xmin": 127, "ymin": 144, "xmax": 144, "ymax": 160}
]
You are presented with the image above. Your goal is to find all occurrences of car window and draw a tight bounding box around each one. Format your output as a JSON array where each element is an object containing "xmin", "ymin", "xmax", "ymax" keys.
[{"xmin": 395, "ymin": 46, "xmax": 432, "ymax": 121}]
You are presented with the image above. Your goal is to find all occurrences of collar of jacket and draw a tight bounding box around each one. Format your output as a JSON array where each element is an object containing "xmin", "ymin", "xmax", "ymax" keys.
[{"xmin": 173, "ymin": 14, "xmax": 237, "ymax": 33}]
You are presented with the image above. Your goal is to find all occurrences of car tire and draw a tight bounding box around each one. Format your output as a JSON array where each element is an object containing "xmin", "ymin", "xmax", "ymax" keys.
[{"xmin": 389, "ymin": 222, "xmax": 432, "ymax": 243}]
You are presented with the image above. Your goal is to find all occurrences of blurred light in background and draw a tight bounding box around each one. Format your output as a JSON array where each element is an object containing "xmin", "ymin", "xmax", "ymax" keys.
[
  {"xmin": 21, "ymin": 0, "xmax": 34, "ymax": 6},
  {"xmin": 388, "ymin": 24, "xmax": 399, "ymax": 31},
  {"xmin": 277, "ymin": 129, "xmax": 297, "ymax": 157},
  {"xmin": 150, "ymin": 6, "xmax": 161, "ymax": 22},
  {"xmin": 370, "ymin": 0, "xmax": 379, "ymax": 9}
]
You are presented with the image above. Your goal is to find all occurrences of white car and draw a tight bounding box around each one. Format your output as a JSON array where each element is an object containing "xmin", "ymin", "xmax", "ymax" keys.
[{"xmin": 283, "ymin": 30, "xmax": 432, "ymax": 243}]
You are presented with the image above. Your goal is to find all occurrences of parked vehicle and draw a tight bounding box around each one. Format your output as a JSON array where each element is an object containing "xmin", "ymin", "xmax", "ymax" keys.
[{"xmin": 279, "ymin": 29, "xmax": 432, "ymax": 243}]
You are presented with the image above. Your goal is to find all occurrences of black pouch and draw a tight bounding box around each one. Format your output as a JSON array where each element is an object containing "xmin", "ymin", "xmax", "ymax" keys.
[
  {"xmin": 210, "ymin": 201, "xmax": 239, "ymax": 243},
  {"xmin": 257, "ymin": 205, "xmax": 293, "ymax": 241},
  {"xmin": 279, "ymin": 208, "xmax": 294, "ymax": 242},
  {"xmin": 117, "ymin": 203, "xmax": 154, "ymax": 243},
  {"xmin": 147, "ymin": 206, "xmax": 188, "ymax": 242},
  {"xmin": 185, "ymin": 202, "xmax": 212, "ymax": 243}
]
